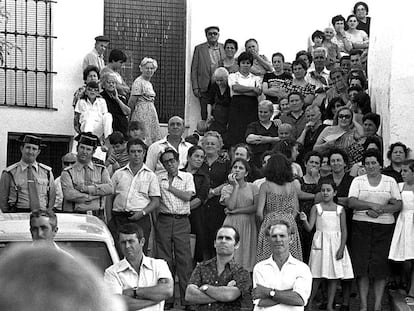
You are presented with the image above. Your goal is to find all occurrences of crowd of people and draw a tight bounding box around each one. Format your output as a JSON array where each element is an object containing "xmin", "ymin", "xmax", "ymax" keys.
[{"xmin": 1, "ymin": 1, "xmax": 414, "ymax": 311}]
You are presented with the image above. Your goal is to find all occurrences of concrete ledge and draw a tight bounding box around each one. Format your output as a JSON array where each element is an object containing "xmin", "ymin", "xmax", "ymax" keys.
[{"xmin": 389, "ymin": 291, "xmax": 414, "ymax": 311}]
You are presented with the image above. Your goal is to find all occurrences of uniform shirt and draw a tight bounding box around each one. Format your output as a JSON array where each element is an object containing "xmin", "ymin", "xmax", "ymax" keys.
[
  {"xmin": 54, "ymin": 176, "xmax": 63, "ymax": 210},
  {"xmin": 61, "ymin": 161, "xmax": 113, "ymax": 212},
  {"xmin": 111, "ymin": 164, "xmax": 160, "ymax": 212},
  {"xmin": 158, "ymin": 171, "xmax": 195, "ymax": 215},
  {"xmin": 0, "ymin": 160, "xmax": 55, "ymax": 211},
  {"xmin": 145, "ymin": 136, "xmax": 193, "ymax": 174},
  {"xmin": 104, "ymin": 256, "xmax": 173, "ymax": 311},
  {"xmin": 82, "ymin": 48, "xmax": 105, "ymax": 71},
  {"xmin": 253, "ymin": 255, "xmax": 312, "ymax": 311},
  {"xmin": 188, "ymin": 257, "xmax": 251, "ymax": 311}
]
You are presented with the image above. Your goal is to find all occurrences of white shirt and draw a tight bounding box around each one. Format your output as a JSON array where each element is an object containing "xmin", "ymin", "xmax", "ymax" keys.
[
  {"xmin": 253, "ymin": 255, "xmax": 312, "ymax": 311},
  {"xmin": 145, "ymin": 136, "xmax": 192, "ymax": 174},
  {"xmin": 228, "ymin": 71, "xmax": 262, "ymax": 97},
  {"xmin": 74, "ymin": 97, "xmax": 108, "ymax": 125},
  {"xmin": 104, "ymin": 256, "xmax": 173, "ymax": 311}
]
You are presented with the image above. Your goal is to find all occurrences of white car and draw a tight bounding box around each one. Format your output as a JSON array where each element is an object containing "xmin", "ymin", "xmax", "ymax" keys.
[{"xmin": 0, "ymin": 213, "xmax": 119, "ymax": 273}]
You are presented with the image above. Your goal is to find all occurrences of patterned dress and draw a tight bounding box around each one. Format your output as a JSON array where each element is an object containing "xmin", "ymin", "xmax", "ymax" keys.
[
  {"xmin": 256, "ymin": 182, "xmax": 303, "ymax": 262},
  {"xmin": 130, "ymin": 76, "xmax": 162, "ymax": 145}
]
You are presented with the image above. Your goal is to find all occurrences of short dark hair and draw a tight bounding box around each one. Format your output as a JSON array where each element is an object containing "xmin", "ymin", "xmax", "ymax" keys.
[
  {"xmin": 349, "ymin": 49, "xmax": 363, "ymax": 57},
  {"xmin": 387, "ymin": 142, "xmax": 409, "ymax": 160},
  {"xmin": 108, "ymin": 131, "xmax": 125, "ymax": 145},
  {"xmin": 272, "ymin": 138, "xmax": 298, "ymax": 160},
  {"xmin": 287, "ymin": 91, "xmax": 304, "ymax": 102},
  {"xmin": 362, "ymin": 148, "xmax": 383, "ymax": 166},
  {"xmin": 264, "ymin": 153, "xmax": 293, "ymax": 185},
  {"xmin": 331, "ymin": 14, "xmax": 346, "ymax": 26},
  {"xmin": 303, "ymin": 151, "xmax": 322, "ymax": 166},
  {"xmin": 160, "ymin": 148, "xmax": 179, "ymax": 163},
  {"xmin": 402, "ymin": 159, "xmax": 414, "ymax": 172},
  {"xmin": 340, "ymin": 55, "xmax": 350, "ymax": 64},
  {"xmin": 348, "ymin": 85, "xmax": 363, "ymax": 93},
  {"xmin": 82, "ymin": 65, "xmax": 100, "ymax": 81},
  {"xmin": 224, "ymin": 38, "xmax": 238, "ymax": 51},
  {"xmin": 362, "ymin": 113, "xmax": 381, "ymax": 129},
  {"xmin": 108, "ymin": 49, "xmax": 127, "ymax": 63},
  {"xmin": 353, "ymin": 1, "xmax": 369, "ymax": 14},
  {"xmin": 311, "ymin": 30, "xmax": 325, "ymax": 42},
  {"xmin": 329, "ymin": 67, "xmax": 345, "ymax": 79},
  {"xmin": 271, "ymin": 52, "xmax": 285, "ymax": 63},
  {"xmin": 318, "ymin": 177, "xmax": 338, "ymax": 192},
  {"xmin": 216, "ymin": 225, "xmax": 240, "ymax": 244},
  {"xmin": 127, "ymin": 138, "xmax": 147, "ymax": 153},
  {"xmin": 119, "ymin": 223, "xmax": 144, "ymax": 240},
  {"xmin": 231, "ymin": 158, "xmax": 251, "ymax": 179},
  {"xmin": 128, "ymin": 120, "xmax": 146, "ymax": 132},
  {"xmin": 363, "ymin": 136, "xmax": 382, "ymax": 152},
  {"xmin": 244, "ymin": 38, "xmax": 258, "ymax": 47},
  {"xmin": 326, "ymin": 96, "xmax": 346, "ymax": 120},
  {"xmin": 349, "ymin": 76, "xmax": 366, "ymax": 89},
  {"xmin": 328, "ymin": 148, "xmax": 349, "ymax": 166},
  {"xmin": 295, "ymin": 50, "xmax": 313, "ymax": 65},
  {"xmin": 30, "ymin": 210, "xmax": 57, "ymax": 230},
  {"xmin": 292, "ymin": 58, "xmax": 308, "ymax": 71},
  {"xmin": 187, "ymin": 145, "xmax": 205, "ymax": 158},
  {"xmin": 237, "ymin": 51, "xmax": 253, "ymax": 66}
]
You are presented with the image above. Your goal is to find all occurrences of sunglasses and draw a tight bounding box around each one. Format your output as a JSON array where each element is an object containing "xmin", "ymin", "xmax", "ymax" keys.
[
  {"xmin": 338, "ymin": 114, "xmax": 352, "ymax": 120},
  {"xmin": 207, "ymin": 32, "xmax": 218, "ymax": 36}
]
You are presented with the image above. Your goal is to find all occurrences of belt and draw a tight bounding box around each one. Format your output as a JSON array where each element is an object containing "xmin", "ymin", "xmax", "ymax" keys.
[
  {"xmin": 112, "ymin": 211, "xmax": 134, "ymax": 216},
  {"xmin": 159, "ymin": 213, "xmax": 189, "ymax": 219}
]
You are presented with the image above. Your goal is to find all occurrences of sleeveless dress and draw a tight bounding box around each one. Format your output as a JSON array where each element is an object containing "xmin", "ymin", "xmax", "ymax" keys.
[
  {"xmin": 220, "ymin": 183, "xmax": 258, "ymax": 272},
  {"xmin": 130, "ymin": 76, "xmax": 162, "ymax": 145},
  {"xmin": 308, "ymin": 204, "xmax": 354, "ymax": 279},
  {"xmin": 389, "ymin": 183, "xmax": 414, "ymax": 261},
  {"xmin": 256, "ymin": 182, "xmax": 302, "ymax": 262}
]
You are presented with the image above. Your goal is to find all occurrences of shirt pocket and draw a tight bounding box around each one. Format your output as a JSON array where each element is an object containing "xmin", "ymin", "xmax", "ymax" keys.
[
  {"xmin": 37, "ymin": 176, "xmax": 50, "ymax": 194},
  {"xmin": 134, "ymin": 180, "xmax": 150, "ymax": 196}
]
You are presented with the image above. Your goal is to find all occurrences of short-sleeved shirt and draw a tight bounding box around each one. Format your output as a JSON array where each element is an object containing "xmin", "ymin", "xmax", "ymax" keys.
[
  {"xmin": 75, "ymin": 97, "xmax": 108, "ymax": 125},
  {"xmin": 348, "ymin": 174, "xmax": 402, "ymax": 224},
  {"xmin": 382, "ymin": 165, "xmax": 403, "ymax": 183},
  {"xmin": 262, "ymin": 72, "xmax": 292, "ymax": 104},
  {"xmin": 158, "ymin": 171, "xmax": 195, "ymax": 215},
  {"xmin": 246, "ymin": 121, "xmax": 279, "ymax": 156},
  {"xmin": 188, "ymin": 257, "xmax": 251, "ymax": 311},
  {"xmin": 111, "ymin": 164, "xmax": 160, "ymax": 212},
  {"xmin": 131, "ymin": 76, "xmax": 156, "ymax": 103},
  {"xmin": 280, "ymin": 111, "xmax": 307, "ymax": 139},
  {"xmin": 228, "ymin": 72, "xmax": 262, "ymax": 97},
  {"xmin": 104, "ymin": 256, "xmax": 173, "ymax": 311},
  {"xmin": 253, "ymin": 255, "xmax": 312, "ymax": 311}
]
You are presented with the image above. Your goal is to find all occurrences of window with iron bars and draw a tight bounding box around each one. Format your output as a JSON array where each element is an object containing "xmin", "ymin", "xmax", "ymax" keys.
[{"xmin": 0, "ymin": 0, "xmax": 56, "ymax": 108}]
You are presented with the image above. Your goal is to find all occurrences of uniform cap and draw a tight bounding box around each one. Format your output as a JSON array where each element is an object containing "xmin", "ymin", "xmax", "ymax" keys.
[
  {"xmin": 18, "ymin": 134, "xmax": 46, "ymax": 147},
  {"xmin": 75, "ymin": 132, "xmax": 101, "ymax": 147}
]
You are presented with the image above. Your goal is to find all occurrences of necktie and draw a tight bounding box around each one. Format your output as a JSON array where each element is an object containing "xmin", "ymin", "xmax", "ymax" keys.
[
  {"xmin": 27, "ymin": 165, "xmax": 41, "ymax": 211},
  {"xmin": 84, "ymin": 165, "xmax": 92, "ymax": 185}
]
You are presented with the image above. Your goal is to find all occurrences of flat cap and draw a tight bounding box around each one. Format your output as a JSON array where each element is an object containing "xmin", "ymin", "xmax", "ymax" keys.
[
  {"xmin": 204, "ymin": 26, "xmax": 220, "ymax": 33},
  {"xmin": 94, "ymin": 35, "xmax": 110, "ymax": 42}
]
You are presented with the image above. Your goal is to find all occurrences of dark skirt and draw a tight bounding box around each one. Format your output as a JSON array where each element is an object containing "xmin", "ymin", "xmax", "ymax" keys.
[
  {"xmin": 351, "ymin": 220, "xmax": 394, "ymax": 278},
  {"xmin": 209, "ymin": 104, "xmax": 230, "ymax": 146},
  {"xmin": 227, "ymin": 95, "xmax": 258, "ymax": 147}
]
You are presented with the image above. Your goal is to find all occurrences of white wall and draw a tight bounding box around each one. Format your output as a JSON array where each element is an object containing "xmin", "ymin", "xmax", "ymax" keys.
[
  {"xmin": 186, "ymin": 0, "xmax": 368, "ymax": 131},
  {"xmin": 0, "ymin": 0, "xmax": 104, "ymax": 169}
]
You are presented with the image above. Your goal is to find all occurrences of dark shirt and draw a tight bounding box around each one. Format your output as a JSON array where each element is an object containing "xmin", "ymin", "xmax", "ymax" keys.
[
  {"xmin": 202, "ymin": 158, "xmax": 231, "ymax": 209},
  {"xmin": 208, "ymin": 84, "xmax": 231, "ymax": 108},
  {"xmin": 262, "ymin": 72, "xmax": 293, "ymax": 104},
  {"xmin": 382, "ymin": 165, "xmax": 403, "ymax": 183},
  {"xmin": 181, "ymin": 166, "xmax": 210, "ymax": 203},
  {"xmin": 188, "ymin": 257, "xmax": 251, "ymax": 311},
  {"xmin": 100, "ymin": 90, "xmax": 129, "ymax": 137},
  {"xmin": 280, "ymin": 111, "xmax": 307, "ymax": 139},
  {"xmin": 245, "ymin": 121, "xmax": 278, "ymax": 161},
  {"xmin": 326, "ymin": 173, "xmax": 354, "ymax": 198},
  {"xmin": 357, "ymin": 16, "xmax": 371, "ymax": 36}
]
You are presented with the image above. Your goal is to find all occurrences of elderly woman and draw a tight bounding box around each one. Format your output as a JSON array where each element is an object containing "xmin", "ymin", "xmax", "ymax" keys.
[
  {"xmin": 383, "ymin": 142, "xmax": 410, "ymax": 183},
  {"xmin": 200, "ymin": 131, "xmax": 231, "ymax": 260},
  {"xmin": 128, "ymin": 57, "xmax": 161, "ymax": 145},
  {"xmin": 297, "ymin": 104, "xmax": 327, "ymax": 160},
  {"xmin": 227, "ymin": 52, "xmax": 262, "ymax": 146},
  {"xmin": 220, "ymin": 38, "xmax": 239, "ymax": 73},
  {"xmin": 354, "ymin": 1, "xmax": 371, "ymax": 35},
  {"xmin": 100, "ymin": 72, "xmax": 130, "ymax": 137},
  {"xmin": 314, "ymin": 106, "xmax": 363, "ymax": 157},
  {"xmin": 345, "ymin": 14, "xmax": 369, "ymax": 51},
  {"xmin": 73, "ymin": 65, "xmax": 100, "ymax": 107},
  {"xmin": 331, "ymin": 15, "xmax": 353, "ymax": 56},
  {"xmin": 246, "ymin": 100, "xmax": 280, "ymax": 167},
  {"xmin": 282, "ymin": 59, "xmax": 315, "ymax": 106},
  {"xmin": 207, "ymin": 67, "xmax": 231, "ymax": 146},
  {"xmin": 348, "ymin": 148, "xmax": 402, "ymax": 311},
  {"xmin": 244, "ymin": 38, "xmax": 273, "ymax": 77}
]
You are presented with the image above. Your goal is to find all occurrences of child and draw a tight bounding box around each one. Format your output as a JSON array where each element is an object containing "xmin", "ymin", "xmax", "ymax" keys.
[
  {"xmin": 389, "ymin": 159, "xmax": 414, "ymax": 304},
  {"xmin": 105, "ymin": 131, "xmax": 129, "ymax": 173},
  {"xmin": 74, "ymin": 80, "xmax": 113, "ymax": 160},
  {"xmin": 323, "ymin": 27, "xmax": 340, "ymax": 70},
  {"xmin": 300, "ymin": 179, "xmax": 354, "ymax": 311},
  {"xmin": 128, "ymin": 120, "xmax": 147, "ymax": 143},
  {"xmin": 308, "ymin": 30, "xmax": 325, "ymax": 55}
]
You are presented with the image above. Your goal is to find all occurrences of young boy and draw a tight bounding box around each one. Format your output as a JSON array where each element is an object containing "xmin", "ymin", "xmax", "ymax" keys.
[
  {"xmin": 74, "ymin": 80, "xmax": 113, "ymax": 160},
  {"xmin": 308, "ymin": 30, "xmax": 325, "ymax": 55},
  {"xmin": 128, "ymin": 121, "xmax": 147, "ymax": 142},
  {"xmin": 105, "ymin": 131, "xmax": 129, "ymax": 173},
  {"xmin": 323, "ymin": 27, "xmax": 340, "ymax": 69}
]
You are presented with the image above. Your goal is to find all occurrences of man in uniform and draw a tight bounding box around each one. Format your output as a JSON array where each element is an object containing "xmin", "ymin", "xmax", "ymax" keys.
[
  {"xmin": 82, "ymin": 35, "xmax": 110, "ymax": 72},
  {"xmin": 0, "ymin": 134, "xmax": 55, "ymax": 212},
  {"xmin": 61, "ymin": 132, "xmax": 113, "ymax": 218}
]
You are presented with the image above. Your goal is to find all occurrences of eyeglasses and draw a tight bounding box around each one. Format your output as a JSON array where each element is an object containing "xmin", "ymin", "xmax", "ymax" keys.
[
  {"xmin": 207, "ymin": 32, "xmax": 218, "ymax": 36},
  {"xmin": 338, "ymin": 114, "xmax": 352, "ymax": 120},
  {"xmin": 63, "ymin": 161, "xmax": 76, "ymax": 166}
]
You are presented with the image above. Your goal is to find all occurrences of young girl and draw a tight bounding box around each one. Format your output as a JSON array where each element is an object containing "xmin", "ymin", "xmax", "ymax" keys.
[
  {"xmin": 300, "ymin": 179, "xmax": 354, "ymax": 311},
  {"xmin": 389, "ymin": 159, "xmax": 414, "ymax": 304},
  {"xmin": 220, "ymin": 158, "xmax": 258, "ymax": 272}
]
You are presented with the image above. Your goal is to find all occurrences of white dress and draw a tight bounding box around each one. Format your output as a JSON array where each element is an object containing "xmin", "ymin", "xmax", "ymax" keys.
[
  {"xmin": 308, "ymin": 204, "xmax": 354, "ymax": 279},
  {"xmin": 389, "ymin": 183, "xmax": 414, "ymax": 261}
]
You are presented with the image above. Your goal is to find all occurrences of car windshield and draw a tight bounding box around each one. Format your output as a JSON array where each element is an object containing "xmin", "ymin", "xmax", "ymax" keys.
[{"xmin": 0, "ymin": 241, "xmax": 113, "ymax": 274}]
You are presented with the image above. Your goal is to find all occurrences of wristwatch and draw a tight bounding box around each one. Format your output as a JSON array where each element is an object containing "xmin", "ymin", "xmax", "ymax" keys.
[
  {"xmin": 269, "ymin": 289, "xmax": 276, "ymax": 298},
  {"xmin": 133, "ymin": 287, "xmax": 138, "ymax": 298},
  {"xmin": 200, "ymin": 284, "xmax": 209, "ymax": 292}
]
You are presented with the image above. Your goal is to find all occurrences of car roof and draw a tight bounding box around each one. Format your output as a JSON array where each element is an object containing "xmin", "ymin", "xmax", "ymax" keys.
[{"xmin": 0, "ymin": 213, "xmax": 114, "ymax": 243}]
